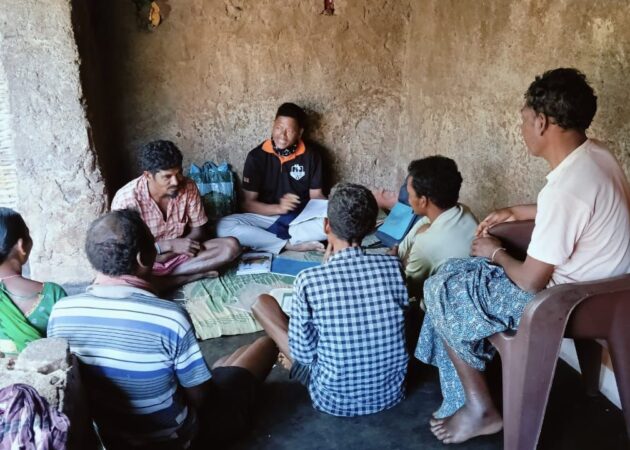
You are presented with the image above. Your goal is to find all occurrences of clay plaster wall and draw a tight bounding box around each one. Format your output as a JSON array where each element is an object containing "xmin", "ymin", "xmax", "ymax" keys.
[
  {"xmin": 99, "ymin": 0, "xmax": 630, "ymax": 219},
  {"xmin": 93, "ymin": 0, "xmax": 411, "ymax": 193},
  {"xmin": 0, "ymin": 0, "xmax": 107, "ymax": 282},
  {"xmin": 399, "ymin": 0, "xmax": 630, "ymax": 216}
]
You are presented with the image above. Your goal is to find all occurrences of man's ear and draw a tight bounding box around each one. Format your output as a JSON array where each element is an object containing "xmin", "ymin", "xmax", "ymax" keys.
[
  {"xmin": 323, "ymin": 217, "xmax": 331, "ymax": 234},
  {"xmin": 299, "ymin": 127, "xmax": 304, "ymax": 139},
  {"xmin": 535, "ymin": 113, "xmax": 549, "ymax": 135},
  {"xmin": 143, "ymin": 170, "xmax": 153, "ymax": 181}
]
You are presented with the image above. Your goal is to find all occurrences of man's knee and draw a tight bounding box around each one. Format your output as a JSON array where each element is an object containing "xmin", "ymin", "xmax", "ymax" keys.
[
  {"xmin": 252, "ymin": 294, "xmax": 279, "ymax": 319},
  {"xmin": 224, "ymin": 236, "xmax": 241, "ymax": 259}
]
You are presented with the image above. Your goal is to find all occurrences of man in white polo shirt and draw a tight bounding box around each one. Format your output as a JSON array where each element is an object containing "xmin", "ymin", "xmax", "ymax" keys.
[{"xmin": 415, "ymin": 68, "xmax": 630, "ymax": 444}]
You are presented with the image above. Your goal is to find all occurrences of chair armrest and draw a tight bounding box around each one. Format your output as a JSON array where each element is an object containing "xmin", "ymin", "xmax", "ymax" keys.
[
  {"xmin": 488, "ymin": 220, "xmax": 535, "ymax": 260},
  {"xmin": 518, "ymin": 273, "xmax": 630, "ymax": 338},
  {"xmin": 491, "ymin": 273, "xmax": 630, "ymax": 364}
]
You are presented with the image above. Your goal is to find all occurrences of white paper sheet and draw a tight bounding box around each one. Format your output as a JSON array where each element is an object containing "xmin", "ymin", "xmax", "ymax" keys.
[{"xmin": 290, "ymin": 199, "xmax": 328, "ymax": 225}]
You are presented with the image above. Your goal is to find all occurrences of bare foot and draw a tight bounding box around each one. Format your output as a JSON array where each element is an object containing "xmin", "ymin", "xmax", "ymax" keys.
[
  {"xmin": 285, "ymin": 241, "xmax": 326, "ymax": 252},
  {"xmin": 277, "ymin": 353, "xmax": 293, "ymax": 370},
  {"xmin": 153, "ymin": 270, "xmax": 220, "ymax": 294},
  {"xmin": 429, "ymin": 404, "xmax": 502, "ymax": 444},
  {"xmin": 372, "ymin": 188, "xmax": 398, "ymax": 210}
]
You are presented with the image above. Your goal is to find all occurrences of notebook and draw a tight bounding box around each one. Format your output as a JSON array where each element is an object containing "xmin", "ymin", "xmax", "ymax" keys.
[
  {"xmin": 236, "ymin": 252, "xmax": 272, "ymax": 275},
  {"xmin": 271, "ymin": 258, "xmax": 320, "ymax": 276},
  {"xmin": 375, "ymin": 202, "xmax": 418, "ymax": 247}
]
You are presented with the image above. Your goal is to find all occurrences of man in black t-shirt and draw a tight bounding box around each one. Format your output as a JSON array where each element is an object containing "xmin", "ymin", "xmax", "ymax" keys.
[{"xmin": 217, "ymin": 103, "xmax": 327, "ymax": 254}]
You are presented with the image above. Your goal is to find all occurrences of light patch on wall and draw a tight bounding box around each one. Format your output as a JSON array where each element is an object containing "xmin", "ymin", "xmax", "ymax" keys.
[
  {"xmin": 591, "ymin": 17, "xmax": 614, "ymax": 52},
  {"xmin": 0, "ymin": 49, "xmax": 17, "ymax": 209}
]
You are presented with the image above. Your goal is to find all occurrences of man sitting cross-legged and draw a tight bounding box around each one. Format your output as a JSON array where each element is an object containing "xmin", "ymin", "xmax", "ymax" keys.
[
  {"xmin": 253, "ymin": 183, "xmax": 409, "ymax": 417},
  {"xmin": 112, "ymin": 140, "xmax": 240, "ymax": 292},
  {"xmin": 416, "ymin": 68, "xmax": 630, "ymax": 444},
  {"xmin": 217, "ymin": 103, "xmax": 327, "ymax": 254},
  {"xmin": 48, "ymin": 209, "xmax": 278, "ymax": 450}
]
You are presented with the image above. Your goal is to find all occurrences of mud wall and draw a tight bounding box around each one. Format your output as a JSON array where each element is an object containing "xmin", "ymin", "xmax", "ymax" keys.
[
  {"xmin": 93, "ymin": 0, "xmax": 411, "ymax": 193},
  {"xmin": 399, "ymin": 0, "xmax": 630, "ymax": 216},
  {"xmin": 0, "ymin": 0, "xmax": 107, "ymax": 283}
]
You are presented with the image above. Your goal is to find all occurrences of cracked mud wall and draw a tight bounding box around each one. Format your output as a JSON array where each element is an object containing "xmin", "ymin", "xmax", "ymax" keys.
[
  {"xmin": 398, "ymin": 0, "xmax": 630, "ymax": 217},
  {"xmin": 0, "ymin": 0, "xmax": 107, "ymax": 283},
  {"xmin": 92, "ymin": 0, "xmax": 411, "ymax": 193}
]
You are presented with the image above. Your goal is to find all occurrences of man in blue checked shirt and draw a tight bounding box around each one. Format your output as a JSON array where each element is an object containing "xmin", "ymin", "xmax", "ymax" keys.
[
  {"xmin": 48, "ymin": 210, "xmax": 278, "ymax": 450},
  {"xmin": 253, "ymin": 183, "xmax": 409, "ymax": 417}
]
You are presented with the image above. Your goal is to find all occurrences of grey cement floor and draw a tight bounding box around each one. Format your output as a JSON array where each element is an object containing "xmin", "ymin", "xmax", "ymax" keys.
[{"xmin": 200, "ymin": 332, "xmax": 629, "ymax": 450}]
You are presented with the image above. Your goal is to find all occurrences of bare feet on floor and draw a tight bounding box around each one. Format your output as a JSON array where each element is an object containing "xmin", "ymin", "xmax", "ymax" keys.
[
  {"xmin": 285, "ymin": 241, "xmax": 326, "ymax": 252},
  {"xmin": 429, "ymin": 404, "xmax": 503, "ymax": 444}
]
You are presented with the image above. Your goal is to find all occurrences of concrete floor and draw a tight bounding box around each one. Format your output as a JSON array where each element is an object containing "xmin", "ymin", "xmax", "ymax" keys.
[{"xmin": 200, "ymin": 332, "xmax": 629, "ymax": 450}]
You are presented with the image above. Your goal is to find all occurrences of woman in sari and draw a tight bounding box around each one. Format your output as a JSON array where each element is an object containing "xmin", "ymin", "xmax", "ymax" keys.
[{"xmin": 0, "ymin": 208, "xmax": 66, "ymax": 355}]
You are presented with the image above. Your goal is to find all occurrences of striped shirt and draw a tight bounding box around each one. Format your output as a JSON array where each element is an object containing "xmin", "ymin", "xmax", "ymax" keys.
[
  {"xmin": 289, "ymin": 247, "xmax": 409, "ymax": 416},
  {"xmin": 47, "ymin": 285, "xmax": 211, "ymax": 449}
]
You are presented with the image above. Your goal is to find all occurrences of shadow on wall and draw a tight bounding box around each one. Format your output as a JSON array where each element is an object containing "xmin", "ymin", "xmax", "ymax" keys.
[
  {"xmin": 303, "ymin": 109, "xmax": 339, "ymax": 195},
  {"xmin": 72, "ymin": 0, "xmax": 134, "ymax": 200}
]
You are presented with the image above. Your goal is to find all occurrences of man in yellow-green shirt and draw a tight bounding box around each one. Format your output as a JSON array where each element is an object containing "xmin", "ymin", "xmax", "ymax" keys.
[{"xmin": 394, "ymin": 157, "xmax": 478, "ymax": 300}]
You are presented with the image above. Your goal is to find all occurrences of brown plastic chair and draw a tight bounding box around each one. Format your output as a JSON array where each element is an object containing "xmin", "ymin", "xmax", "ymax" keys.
[{"xmin": 487, "ymin": 220, "xmax": 630, "ymax": 450}]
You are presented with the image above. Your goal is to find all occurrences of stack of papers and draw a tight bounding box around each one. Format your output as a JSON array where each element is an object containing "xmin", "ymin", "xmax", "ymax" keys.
[{"xmin": 290, "ymin": 199, "xmax": 328, "ymax": 225}]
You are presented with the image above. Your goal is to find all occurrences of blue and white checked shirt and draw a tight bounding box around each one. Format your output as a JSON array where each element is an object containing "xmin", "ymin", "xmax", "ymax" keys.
[{"xmin": 288, "ymin": 247, "xmax": 409, "ymax": 416}]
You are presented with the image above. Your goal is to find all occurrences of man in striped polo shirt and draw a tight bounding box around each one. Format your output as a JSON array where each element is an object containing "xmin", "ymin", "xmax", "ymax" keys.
[{"xmin": 48, "ymin": 210, "xmax": 277, "ymax": 449}]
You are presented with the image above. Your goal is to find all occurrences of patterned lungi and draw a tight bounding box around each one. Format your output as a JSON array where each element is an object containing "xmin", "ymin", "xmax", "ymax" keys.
[{"xmin": 415, "ymin": 257, "xmax": 534, "ymax": 418}]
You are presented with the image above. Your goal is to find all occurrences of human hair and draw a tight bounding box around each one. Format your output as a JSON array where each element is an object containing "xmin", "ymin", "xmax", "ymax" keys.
[
  {"xmin": 85, "ymin": 209, "xmax": 155, "ymax": 276},
  {"xmin": 524, "ymin": 68, "xmax": 597, "ymax": 131},
  {"xmin": 327, "ymin": 183, "xmax": 378, "ymax": 245},
  {"xmin": 139, "ymin": 140, "xmax": 183, "ymax": 174},
  {"xmin": 407, "ymin": 156, "xmax": 462, "ymax": 210},
  {"xmin": 0, "ymin": 208, "xmax": 29, "ymax": 264},
  {"xmin": 275, "ymin": 103, "xmax": 306, "ymax": 129}
]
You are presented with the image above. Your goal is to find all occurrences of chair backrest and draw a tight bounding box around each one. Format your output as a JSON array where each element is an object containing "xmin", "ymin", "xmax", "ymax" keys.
[{"xmin": 488, "ymin": 220, "xmax": 535, "ymax": 261}]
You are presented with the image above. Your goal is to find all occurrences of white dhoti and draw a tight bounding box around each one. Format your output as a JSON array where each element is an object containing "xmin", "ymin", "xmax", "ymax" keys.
[{"xmin": 216, "ymin": 213, "xmax": 326, "ymax": 254}]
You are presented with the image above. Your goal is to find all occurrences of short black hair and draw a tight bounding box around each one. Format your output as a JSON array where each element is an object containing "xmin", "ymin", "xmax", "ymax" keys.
[
  {"xmin": 524, "ymin": 68, "xmax": 597, "ymax": 131},
  {"xmin": 139, "ymin": 140, "xmax": 183, "ymax": 174},
  {"xmin": 0, "ymin": 208, "xmax": 29, "ymax": 264},
  {"xmin": 327, "ymin": 183, "xmax": 378, "ymax": 245},
  {"xmin": 85, "ymin": 209, "xmax": 155, "ymax": 276},
  {"xmin": 407, "ymin": 156, "xmax": 462, "ymax": 210},
  {"xmin": 275, "ymin": 103, "xmax": 306, "ymax": 129}
]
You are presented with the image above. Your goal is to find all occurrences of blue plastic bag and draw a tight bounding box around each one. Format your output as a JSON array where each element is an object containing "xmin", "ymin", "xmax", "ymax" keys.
[{"xmin": 188, "ymin": 162, "xmax": 236, "ymax": 220}]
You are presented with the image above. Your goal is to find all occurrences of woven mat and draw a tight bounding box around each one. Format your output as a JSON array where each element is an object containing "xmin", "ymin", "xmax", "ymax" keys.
[{"xmin": 182, "ymin": 230, "xmax": 387, "ymax": 340}]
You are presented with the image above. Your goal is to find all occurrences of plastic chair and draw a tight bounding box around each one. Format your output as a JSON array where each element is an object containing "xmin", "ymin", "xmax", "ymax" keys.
[{"xmin": 487, "ymin": 220, "xmax": 630, "ymax": 450}]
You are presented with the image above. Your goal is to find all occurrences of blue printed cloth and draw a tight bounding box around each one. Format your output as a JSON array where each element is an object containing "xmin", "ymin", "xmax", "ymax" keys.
[
  {"xmin": 289, "ymin": 247, "xmax": 409, "ymax": 417},
  {"xmin": 415, "ymin": 257, "xmax": 534, "ymax": 418}
]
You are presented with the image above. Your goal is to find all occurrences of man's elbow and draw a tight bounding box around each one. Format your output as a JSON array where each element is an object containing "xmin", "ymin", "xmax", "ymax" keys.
[{"xmin": 518, "ymin": 278, "xmax": 548, "ymax": 294}]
